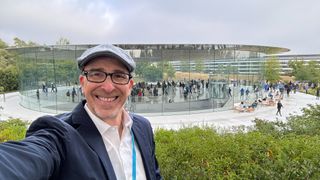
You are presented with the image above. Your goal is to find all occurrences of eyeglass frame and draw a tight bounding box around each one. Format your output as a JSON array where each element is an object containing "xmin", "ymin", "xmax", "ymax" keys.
[{"xmin": 82, "ymin": 70, "xmax": 133, "ymax": 85}]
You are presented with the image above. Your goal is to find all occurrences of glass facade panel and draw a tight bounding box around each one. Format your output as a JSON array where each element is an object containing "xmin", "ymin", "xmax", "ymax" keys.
[{"xmin": 12, "ymin": 44, "xmax": 287, "ymax": 115}]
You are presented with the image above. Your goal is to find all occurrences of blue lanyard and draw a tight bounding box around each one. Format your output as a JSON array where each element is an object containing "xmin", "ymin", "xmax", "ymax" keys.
[{"xmin": 131, "ymin": 130, "xmax": 136, "ymax": 180}]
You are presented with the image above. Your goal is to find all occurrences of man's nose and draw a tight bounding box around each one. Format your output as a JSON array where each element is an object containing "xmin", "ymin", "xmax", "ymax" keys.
[{"xmin": 101, "ymin": 76, "xmax": 115, "ymax": 91}]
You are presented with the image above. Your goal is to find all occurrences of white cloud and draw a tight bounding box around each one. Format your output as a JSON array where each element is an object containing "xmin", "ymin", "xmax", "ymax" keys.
[
  {"xmin": 1, "ymin": 0, "xmax": 320, "ymax": 54},
  {"xmin": 0, "ymin": 0, "xmax": 116, "ymax": 44}
]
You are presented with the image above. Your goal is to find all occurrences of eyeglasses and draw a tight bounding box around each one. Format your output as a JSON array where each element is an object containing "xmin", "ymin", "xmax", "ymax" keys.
[{"xmin": 82, "ymin": 70, "xmax": 132, "ymax": 85}]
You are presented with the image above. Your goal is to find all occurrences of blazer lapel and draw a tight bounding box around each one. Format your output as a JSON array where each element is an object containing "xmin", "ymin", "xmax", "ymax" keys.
[
  {"xmin": 71, "ymin": 102, "xmax": 117, "ymax": 179},
  {"xmin": 131, "ymin": 116, "xmax": 153, "ymax": 179}
]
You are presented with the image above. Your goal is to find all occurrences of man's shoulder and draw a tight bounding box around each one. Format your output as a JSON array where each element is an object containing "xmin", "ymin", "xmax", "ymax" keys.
[
  {"xmin": 55, "ymin": 112, "xmax": 73, "ymax": 123},
  {"xmin": 130, "ymin": 113, "xmax": 149, "ymax": 121},
  {"xmin": 130, "ymin": 113, "xmax": 155, "ymax": 142},
  {"xmin": 27, "ymin": 113, "xmax": 74, "ymax": 136},
  {"xmin": 129, "ymin": 113, "xmax": 151, "ymax": 126}
]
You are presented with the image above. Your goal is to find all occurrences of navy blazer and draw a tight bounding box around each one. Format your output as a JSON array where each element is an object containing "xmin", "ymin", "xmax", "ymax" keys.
[{"xmin": 0, "ymin": 101, "xmax": 162, "ymax": 180}]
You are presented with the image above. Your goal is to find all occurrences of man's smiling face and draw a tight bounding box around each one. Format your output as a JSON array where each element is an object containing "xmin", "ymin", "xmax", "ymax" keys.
[{"xmin": 79, "ymin": 57, "xmax": 133, "ymax": 123}]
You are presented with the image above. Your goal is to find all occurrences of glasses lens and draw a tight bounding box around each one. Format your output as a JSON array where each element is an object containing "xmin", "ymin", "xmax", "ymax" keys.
[
  {"xmin": 84, "ymin": 71, "xmax": 130, "ymax": 84},
  {"xmin": 112, "ymin": 73, "xmax": 130, "ymax": 84},
  {"xmin": 87, "ymin": 71, "xmax": 106, "ymax": 83}
]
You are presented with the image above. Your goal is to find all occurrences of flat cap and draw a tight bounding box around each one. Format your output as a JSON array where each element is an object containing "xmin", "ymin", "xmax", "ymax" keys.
[{"xmin": 77, "ymin": 44, "xmax": 136, "ymax": 73}]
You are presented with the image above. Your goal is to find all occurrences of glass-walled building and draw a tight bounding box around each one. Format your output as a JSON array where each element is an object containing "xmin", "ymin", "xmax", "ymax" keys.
[
  {"xmin": 265, "ymin": 54, "xmax": 320, "ymax": 75},
  {"xmin": 10, "ymin": 44, "xmax": 289, "ymax": 115}
]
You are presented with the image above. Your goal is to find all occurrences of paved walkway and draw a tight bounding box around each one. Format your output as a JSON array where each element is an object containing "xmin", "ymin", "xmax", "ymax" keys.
[
  {"xmin": 0, "ymin": 92, "xmax": 55, "ymax": 122},
  {"xmin": 1, "ymin": 92, "xmax": 319, "ymax": 130}
]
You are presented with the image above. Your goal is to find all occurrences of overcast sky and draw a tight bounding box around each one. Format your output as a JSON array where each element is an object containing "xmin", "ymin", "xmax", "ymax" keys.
[{"xmin": 1, "ymin": 0, "xmax": 319, "ymax": 55}]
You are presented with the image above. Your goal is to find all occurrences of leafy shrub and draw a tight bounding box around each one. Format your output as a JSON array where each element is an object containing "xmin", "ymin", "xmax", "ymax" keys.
[
  {"xmin": 156, "ymin": 129, "xmax": 320, "ymax": 179},
  {"xmin": 0, "ymin": 66, "xmax": 19, "ymax": 92},
  {"xmin": 1, "ymin": 105, "xmax": 320, "ymax": 178},
  {"xmin": 286, "ymin": 104, "xmax": 320, "ymax": 135},
  {"xmin": 155, "ymin": 104, "xmax": 320, "ymax": 179},
  {"xmin": 0, "ymin": 118, "xmax": 28, "ymax": 142}
]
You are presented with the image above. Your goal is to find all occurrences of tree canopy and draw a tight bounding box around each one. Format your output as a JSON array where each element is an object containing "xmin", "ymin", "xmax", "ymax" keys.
[
  {"xmin": 13, "ymin": 37, "xmax": 38, "ymax": 47},
  {"xmin": 56, "ymin": 37, "xmax": 70, "ymax": 45},
  {"xmin": 194, "ymin": 60, "xmax": 204, "ymax": 72},
  {"xmin": 0, "ymin": 38, "xmax": 8, "ymax": 49},
  {"xmin": 289, "ymin": 59, "xmax": 320, "ymax": 83},
  {"xmin": 263, "ymin": 56, "xmax": 281, "ymax": 83}
]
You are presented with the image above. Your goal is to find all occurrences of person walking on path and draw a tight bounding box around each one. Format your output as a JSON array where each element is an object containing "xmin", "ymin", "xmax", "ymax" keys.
[
  {"xmin": 276, "ymin": 100, "xmax": 283, "ymax": 116},
  {"xmin": 316, "ymin": 87, "xmax": 320, "ymax": 100}
]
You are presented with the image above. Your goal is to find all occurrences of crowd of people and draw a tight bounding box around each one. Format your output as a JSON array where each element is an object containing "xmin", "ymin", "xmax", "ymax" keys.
[
  {"xmin": 130, "ymin": 79, "xmax": 210, "ymax": 103},
  {"xmin": 235, "ymin": 80, "xmax": 320, "ymax": 114},
  {"xmin": 36, "ymin": 77, "xmax": 320, "ymax": 113}
]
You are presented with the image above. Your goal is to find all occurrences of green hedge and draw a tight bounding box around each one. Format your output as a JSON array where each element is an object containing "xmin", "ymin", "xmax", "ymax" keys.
[
  {"xmin": 0, "ymin": 118, "xmax": 28, "ymax": 142},
  {"xmin": 155, "ymin": 104, "xmax": 320, "ymax": 179},
  {"xmin": 1, "ymin": 105, "xmax": 320, "ymax": 178},
  {"xmin": 156, "ymin": 128, "xmax": 320, "ymax": 179}
]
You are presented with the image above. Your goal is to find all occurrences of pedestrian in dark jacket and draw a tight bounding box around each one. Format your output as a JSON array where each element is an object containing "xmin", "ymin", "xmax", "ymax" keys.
[{"xmin": 276, "ymin": 100, "xmax": 283, "ymax": 116}]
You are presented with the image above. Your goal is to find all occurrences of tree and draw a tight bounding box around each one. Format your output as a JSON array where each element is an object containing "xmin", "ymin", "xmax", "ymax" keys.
[
  {"xmin": 180, "ymin": 60, "xmax": 190, "ymax": 72},
  {"xmin": 26, "ymin": 41, "xmax": 38, "ymax": 47},
  {"xmin": 13, "ymin": 37, "xmax": 38, "ymax": 47},
  {"xmin": 263, "ymin": 56, "xmax": 281, "ymax": 83},
  {"xmin": 288, "ymin": 60, "xmax": 303, "ymax": 77},
  {"xmin": 135, "ymin": 61, "xmax": 163, "ymax": 81},
  {"xmin": 56, "ymin": 37, "xmax": 70, "ymax": 45},
  {"xmin": 160, "ymin": 61, "xmax": 176, "ymax": 79},
  {"xmin": 0, "ymin": 38, "xmax": 8, "ymax": 49},
  {"xmin": 0, "ymin": 38, "xmax": 17, "ymax": 68},
  {"xmin": 165, "ymin": 63, "xmax": 176, "ymax": 79},
  {"xmin": 0, "ymin": 49, "xmax": 16, "ymax": 67},
  {"xmin": 143, "ymin": 65, "xmax": 163, "ymax": 82},
  {"xmin": 0, "ymin": 39, "xmax": 19, "ymax": 92},
  {"xmin": 288, "ymin": 60, "xmax": 312, "ymax": 82},
  {"xmin": 0, "ymin": 66, "xmax": 19, "ymax": 91},
  {"xmin": 306, "ymin": 60, "xmax": 320, "ymax": 83},
  {"xmin": 135, "ymin": 61, "xmax": 151, "ymax": 77},
  {"xmin": 194, "ymin": 60, "xmax": 204, "ymax": 72},
  {"xmin": 13, "ymin": 37, "xmax": 27, "ymax": 47},
  {"xmin": 55, "ymin": 60, "xmax": 79, "ymax": 84}
]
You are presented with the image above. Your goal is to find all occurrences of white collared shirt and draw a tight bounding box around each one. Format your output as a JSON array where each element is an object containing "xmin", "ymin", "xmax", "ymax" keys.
[{"xmin": 84, "ymin": 104, "xmax": 146, "ymax": 180}]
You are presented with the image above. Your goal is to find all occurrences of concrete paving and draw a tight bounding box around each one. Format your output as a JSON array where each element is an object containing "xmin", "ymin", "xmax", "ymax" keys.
[
  {"xmin": 0, "ymin": 92, "xmax": 55, "ymax": 122},
  {"xmin": 150, "ymin": 92, "xmax": 320, "ymax": 130},
  {"xmin": 1, "ymin": 91, "xmax": 319, "ymax": 131}
]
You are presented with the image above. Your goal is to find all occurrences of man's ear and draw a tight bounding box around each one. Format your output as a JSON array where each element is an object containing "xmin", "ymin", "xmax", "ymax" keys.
[
  {"xmin": 79, "ymin": 75, "xmax": 85, "ymax": 86},
  {"xmin": 128, "ymin": 79, "xmax": 134, "ymax": 89}
]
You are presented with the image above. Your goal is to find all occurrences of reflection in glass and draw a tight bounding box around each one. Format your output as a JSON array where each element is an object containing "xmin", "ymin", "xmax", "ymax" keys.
[{"xmin": 11, "ymin": 44, "xmax": 287, "ymax": 115}]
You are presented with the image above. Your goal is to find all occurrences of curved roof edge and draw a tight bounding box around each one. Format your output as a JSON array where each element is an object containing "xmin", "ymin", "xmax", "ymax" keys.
[{"xmin": 6, "ymin": 44, "xmax": 290, "ymax": 55}]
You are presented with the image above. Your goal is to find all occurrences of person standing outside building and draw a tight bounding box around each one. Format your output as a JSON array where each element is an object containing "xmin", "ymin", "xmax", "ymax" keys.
[
  {"xmin": 276, "ymin": 100, "xmax": 284, "ymax": 116},
  {"xmin": 245, "ymin": 88, "xmax": 250, "ymax": 100},
  {"xmin": 71, "ymin": 86, "xmax": 77, "ymax": 102},
  {"xmin": 36, "ymin": 89, "xmax": 40, "ymax": 101},
  {"xmin": 0, "ymin": 44, "xmax": 162, "ymax": 179},
  {"xmin": 228, "ymin": 87, "xmax": 232, "ymax": 97},
  {"xmin": 240, "ymin": 87, "xmax": 245, "ymax": 100}
]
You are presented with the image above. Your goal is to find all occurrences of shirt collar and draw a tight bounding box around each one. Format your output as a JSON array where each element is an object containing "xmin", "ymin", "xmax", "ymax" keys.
[{"xmin": 84, "ymin": 103, "xmax": 133, "ymax": 135}]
